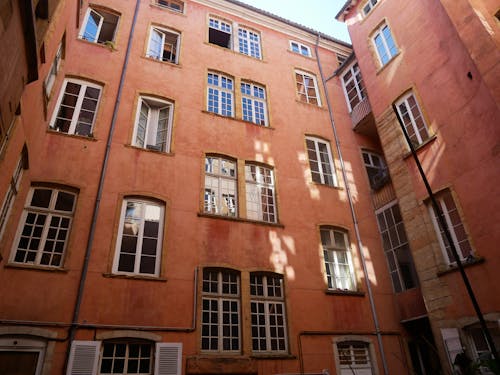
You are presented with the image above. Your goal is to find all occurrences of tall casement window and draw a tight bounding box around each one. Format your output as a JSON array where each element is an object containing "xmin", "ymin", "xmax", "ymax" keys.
[
  {"xmin": 372, "ymin": 23, "xmax": 397, "ymax": 66},
  {"xmin": 11, "ymin": 186, "xmax": 76, "ymax": 268},
  {"xmin": 146, "ymin": 27, "xmax": 180, "ymax": 64},
  {"xmin": 395, "ymin": 92, "xmax": 430, "ymax": 147},
  {"xmin": 336, "ymin": 341, "xmax": 374, "ymax": 374},
  {"xmin": 154, "ymin": 0, "xmax": 184, "ymax": 13},
  {"xmin": 428, "ymin": 190, "xmax": 472, "ymax": 264},
  {"xmin": 132, "ymin": 96, "xmax": 173, "ymax": 153},
  {"xmin": 44, "ymin": 39, "xmax": 64, "ymax": 98},
  {"xmin": 79, "ymin": 7, "xmax": 119, "ymax": 44},
  {"xmin": 245, "ymin": 164, "xmax": 276, "ymax": 223},
  {"xmin": 305, "ymin": 136, "xmax": 337, "ymax": 186},
  {"xmin": 67, "ymin": 340, "xmax": 182, "ymax": 375},
  {"xmin": 113, "ymin": 198, "xmax": 164, "ymax": 277},
  {"xmin": 207, "ymin": 72, "xmax": 234, "ymax": 117},
  {"xmin": 204, "ymin": 156, "xmax": 237, "ymax": 217},
  {"xmin": 320, "ymin": 227, "xmax": 356, "ymax": 291},
  {"xmin": 241, "ymin": 82, "xmax": 268, "ymax": 126},
  {"xmin": 341, "ymin": 63, "xmax": 366, "ymax": 112},
  {"xmin": 362, "ymin": 150, "xmax": 389, "ymax": 190},
  {"xmin": 290, "ymin": 41, "xmax": 311, "ymax": 57},
  {"xmin": 238, "ymin": 27, "xmax": 261, "ymax": 58},
  {"xmin": 295, "ymin": 70, "xmax": 321, "ymax": 106},
  {"xmin": 50, "ymin": 78, "xmax": 102, "ymax": 137},
  {"xmin": 201, "ymin": 268, "xmax": 240, "ymax": 353},
  {"xmin": 250, "ymin": 273, "xmax": 288, "ymax": 353},
  {"xmin": 376, "ymin": 202, "xmax": 418, "ymax": 293},
  {"xmin": 208, "ymin": 18, "xmax": 232, "ymax": 49}
]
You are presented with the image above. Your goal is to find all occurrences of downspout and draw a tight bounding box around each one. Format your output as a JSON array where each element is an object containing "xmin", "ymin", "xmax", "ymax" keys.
[
  {"xmin": 64, "ymin": 0, "xmax": 142, "ymax": 371},
  {"xmin": 315, "ymin": 34, "xmax": 390, "ymax": 375}
]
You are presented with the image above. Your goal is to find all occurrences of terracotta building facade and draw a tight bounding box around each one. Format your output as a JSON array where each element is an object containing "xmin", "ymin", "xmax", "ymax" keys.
[{"xmin": 0, "ymin": 0, "xmax": 498, "ymax": 374}]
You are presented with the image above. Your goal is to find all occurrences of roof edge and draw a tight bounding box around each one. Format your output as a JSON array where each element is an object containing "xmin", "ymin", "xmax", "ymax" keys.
[{"xmin": 335, "ymin": 0, "xmax": 354, "ymax": 21}]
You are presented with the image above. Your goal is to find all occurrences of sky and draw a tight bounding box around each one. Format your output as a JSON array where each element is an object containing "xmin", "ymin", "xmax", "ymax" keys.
[{"xmin": 235, "ymin": 0, "xmax": 351, "ymax": 43}]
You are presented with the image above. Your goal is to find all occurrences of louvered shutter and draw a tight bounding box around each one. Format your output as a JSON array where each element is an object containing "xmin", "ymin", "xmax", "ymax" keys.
[
  {"xmin": 441, "ymin": 328, "xmax": 462, "ymax": 368},
  {"xmin": 155, "ymin": 343, "xmax": 182, "ymax": 375},
  {"xmin": 66, "ymin": 340, "xmax": 100, "ymax": 375}
]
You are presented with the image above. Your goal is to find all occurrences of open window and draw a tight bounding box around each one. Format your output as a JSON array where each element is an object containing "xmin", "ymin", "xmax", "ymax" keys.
[
  {"xmin": 208, "ymin": 18, "xmax": 231, "ymax": 49},
  {"xmin": 146, "ymin": 27, "xmax": 180, "ymax": 64},
  {"xmin": 79, "ymin": 7, "xmax": 119, "ymax": 44}
]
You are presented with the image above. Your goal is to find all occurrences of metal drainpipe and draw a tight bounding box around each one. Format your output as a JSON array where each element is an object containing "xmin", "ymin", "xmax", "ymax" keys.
[
  {"xmin": 64, "ymin": 0, "xmax": 142, "ymax": 371},
  {"xmin": 314, "ymin": 34, "xmax": 390, "ymax": 375}
]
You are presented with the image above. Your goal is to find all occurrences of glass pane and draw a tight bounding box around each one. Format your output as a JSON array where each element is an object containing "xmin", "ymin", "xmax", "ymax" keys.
[
  {"xmin": 55, "ymin": 191, "xmax": 75, "ymax": 212},
  {"xmin": 31, "ymin": 189, "xmax": 52, "ymax": 208}
]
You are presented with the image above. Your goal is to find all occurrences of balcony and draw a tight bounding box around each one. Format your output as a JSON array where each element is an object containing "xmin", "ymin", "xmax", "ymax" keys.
[
  {"xmin": 350, "ymin": 96, "xmax": 377, "ymax": 137},
  {"xmin": 371, "ymin": 180, "xmax": 396, "ymax": 210}
]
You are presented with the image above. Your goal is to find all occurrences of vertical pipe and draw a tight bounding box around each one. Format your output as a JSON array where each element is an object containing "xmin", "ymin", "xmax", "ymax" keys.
[
  {"xmin": 64, "ymin": 0, "xmax": 141, "ymax": 371},
  {"xmin": 315, "ymin": 35, "xmax": 390, "ymax": 375}
]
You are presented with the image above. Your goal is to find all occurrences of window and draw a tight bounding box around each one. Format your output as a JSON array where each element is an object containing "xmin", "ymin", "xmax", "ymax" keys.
[
  {"xmin": 146, "ymin": 27, "xmax": 179, "ymax": 64},
  {"xmin": 207, "ymin": 72, "xmax": 233, "ymax": 117},
  {"xmin": 250, "ymin": 273, "xmax": 287, "ymax": 353},
  {"xmin": 362, "ymin": 150, "xmax": 390, "ymax": 190},
  {"xmin": 208, "ymin": 18, "xmax": 232, "ymax": 49},
  {"xmin": 337, "ymin": 53, "xmax": 348, "ymax": 66},
  {"xmin": 241, "ymin": 82, "xmax": 268, "ymax": 126},
  {"xmin": 50, "ymin": 78, "xmax": 102, "ymax": 137},
  {"xmin": 305, "ymin": 137, "xmax": 337, "ymax": 186},
  {"xmin": 238, "ymin": 28, "xmax": 261, "ymax": 58},
  {"xmin": 11, "ymin": 186, "xmax": 76, "ymax": 267},
  {"xmin": 44, "ymin": 39, "xmax": 64, "ymax": 98},
  {"xmin": 0, "ymin": 338, "xmax": 46, "ymax": 375},
  {"xmin": 100, "ymin": 341, "xmax": 152, "ymax": 374},
  {"xmin": 245, "ymin": 164, "xmax": 276, "ymax": 223},
  {"xmin": 320, "ymin": 227, "xmax": 356, "ymax": 291},
  {"xmin": 362, "ymin": 0, "xmax": 378, "ymax": 16},
  {"xmin": 204, "ymin": 156, "xmax": 237, "ymax": 217},
  {"xmin": 290, "ymin": 41, "xmax": 311, "ymax": 57},
  {"xmin": 376, "ymin": 202, "xmax": 418, "ymax": 293},
  {"xmin": 79, "ymin": 7, "xmax": 119, "ymax": 44},
  {"xmin": 201, "ymin": 268, "xmax": 240, "ymax": 352},
  {"xmin": 0, "ymin": 148, "xmax": 27, "ymax": 241},
  {"xmin": 395, "ymin": 92, "xmax": 430, "ymax": 147},
  {"xmin": 336, "ymin": 341, "xmax": 373, "ymax": 374},
  {"xmin": 428, "ymin": 190, "xmax": 472, "ymax": 264},
  {"xmin": 372, "ymin": 23, "xmax": 397, "ymax": 66},
  {"xmin": 341, "ymin": 63, "xmax": 366, "ymax": 112},
  {"xmin": 132, "ymin": 96, "xmax": 173, "ymax": 152},
  {"xmin": 154, "ymin": 0, "xmax": 184, "ymax": 13},
  {"xmin": 295, "ymin": 70, "xmax": 321, "ymax": 106},
  {"xmin": 466, "ymin": 324, "xmax": 500, "ymax": 370},
  {"xmin": 113, "ymin": 199, "xmax": 164, "ymax": 277}
]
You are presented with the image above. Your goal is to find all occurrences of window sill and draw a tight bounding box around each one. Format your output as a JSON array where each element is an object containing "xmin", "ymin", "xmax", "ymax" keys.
[
  {"xmin": 103, "ymin": 273, "xmax": 167, "ymax": 282},
  {"xmin": 402, "ymin": 134, "xmax": 437, "ymax": 159},
  {"xmin": 47, "ymin": 128, "xmax": 98, "ymax": 141},
  {"xmin": 201, "ymin": 110, "xmax": 274, "ymax": 129},
  {"xmin": 310, "ymin": 181, "xmax": 342, "ymax": 191},
  {"xmin": 198, "ymin": 212, "xmax": 284, "ymax": 228},
  {"xmin": 77, "ymin": 37, "xmax": 117, "ymax": 52},
  {"xmin": 250, "ymin": 353, "xmax": 296, "ymax": 359},
  {"xmin": 141, "ymin": 55, "xmax": 181, "ymax": 68},
  {"xmin": 149, "ymin": 3, "xmax": 186, "ymax": 16},
  {"xmin": 437, "ymin": 256, "xmax": 485, "ymax": 277},
  {"xmin": 295, "ymin": 99, "xmax": 326, "ymax": 110},
  {"xmin": 375, "ymin": 51, "xmax": 400, "ymax": 76},
  {"xmin": 4, "ymin": 263, "xmax": 69, "ymax": 273},
  {"xmin": 203, "ymin": 42, "xmax": 265, "ymax": 63},
  {"xmin": 124, "ymin": 144, "xmax": 174, "ymax": 156},
  {"xmin": 325, "ymin": 289, "xmax": 365, "ymax": 296}
]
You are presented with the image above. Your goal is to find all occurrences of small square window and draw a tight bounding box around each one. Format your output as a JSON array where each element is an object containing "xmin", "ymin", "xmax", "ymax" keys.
[
  {"xmin": 155, "ymin": 0, "xmax": 184, "ymax": 13},
  {"xmin": 79, "ymin": 7, "xmax": 119, "ymax": 45},
  {"xmin": 289, "ymin": 41, "xmax": 311, "ymax": 57},
  {"xmin": 208, "ymin": 18, "xmax": 232, "ymax": 49},
  {"xmin": 146, "ymin": 27, "xmax": 180, "ymax": 64}
]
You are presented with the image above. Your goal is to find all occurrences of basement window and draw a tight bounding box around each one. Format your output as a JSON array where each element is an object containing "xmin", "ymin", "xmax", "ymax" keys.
[
  {"xmin": 208, "ymin": 18, "xmax": 232, "ymax": 49},
  {"xmin": 79, "ymin": 7, "xmax": 119, "ymax": 44}
]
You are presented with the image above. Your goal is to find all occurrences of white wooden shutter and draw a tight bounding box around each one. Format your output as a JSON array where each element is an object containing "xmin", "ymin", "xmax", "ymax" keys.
[
  {"xmin": 155, "ymin": 343, "xmax": 182, "ymax": 375},
  {"xmin": 441, "ymin": 328, "xmax": 462, "ymax": 368},
  {"xmin": 66, "ymin": 340, "xmax": 100, "ymax": 375}
]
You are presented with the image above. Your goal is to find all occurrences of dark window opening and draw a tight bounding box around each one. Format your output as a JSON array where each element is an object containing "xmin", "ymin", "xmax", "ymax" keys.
[{"xmin": 209, "ymin": 28, "xmax": 231, "ymax": 49}]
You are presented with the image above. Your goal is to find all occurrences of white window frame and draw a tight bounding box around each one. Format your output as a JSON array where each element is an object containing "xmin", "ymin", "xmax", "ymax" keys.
[
  {"xmin": 0, "ymin": 338, "xmax": 46, "ymax": 375},
  {"xmin": 204, "ymin": 156, "xmax": 238, "ymax": 217},
  {"xmin": 362, "ymin": 150, "xmax": 388, "ymax": 190},
  {"xmin": 201, "ymin": 268, "xmax": 241, "ymax": 353},
  {"xmin": 428, "ymin": 190, "xmax": 473, "ymax": 265},
  {"xmin": 208, "ymin": 17, "xmax": 232, "ymax": 49},
  {"xmin": 320, "ymin": 227, "xmax": 356, "ymax": 291},
  {"xmin": 44, "ymin": 40, "xmax": 63, "ymax": 98},
  {"xmin": 362, "ymin": 0, "xmax": 379, "ymax": 16},
  {"xmin": 335, "ymin": 340, "xmax": 374, "ymax": 374},
  {"xmin": 240, "ymin": 81, "xmax": 268, "ymax": 126},
  {"xmin": 395, "ymin": 92, "xmax": 430, "ymax": 147},
  {"xmin": 10, "ymin": 186, "xmax": 76, "ymax": 268},
  {"xmin": 154, "ymin": 0, "xmax": 184, "ymax": 13},
  {"xmin": 112, "ymin": 198, "xmax": 165, "ymax": 277},
  {"xmin": 99, "ymin": 340, "xmax": 154, "ymax": 374},
  {"xmin": 79, "ymin": 7, "xmax": 119, "ymax": 44},
  {"xmin": 146, "ymin": 26, "xmax": 180, "ymax": 64},
  {"xmin": 289, "ymin": 41, "xmax": 311, "ymax": 57},
  {"xmin": 295, "ymin": 70, "xmax": 321, "ymax": 106},
  {"xmin": 250, "ymin": 273, "xmax": 288, "ymax": 353},
  {"xmin": 305, "ymin": 136, "xmax": 337, "ymax": 186},
  {"xmin": 49, "ymin": 78, "xmax": 102, "ymax": 137},
  {"xmin": 207, "ymin": 72, "xmax": 234, "ymax": 117},
  {"xmin": 132, "ymin": 96, "xmax": 174, "ymax": 153},
  {"xmin": 245, "ymin": 164, "xmax": 277, "ymax": 223},
  {"xmin": 341, "ymin": 62, "xmax": 366, "ymax": 112},
  {"xmin": 372, "ymin": 23, "xmax": 398, "ymax": 66},
  {"xmin": 237, "ymin": 27, "xmax": 261, "ymax": 59}
]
